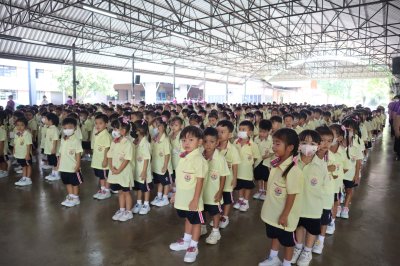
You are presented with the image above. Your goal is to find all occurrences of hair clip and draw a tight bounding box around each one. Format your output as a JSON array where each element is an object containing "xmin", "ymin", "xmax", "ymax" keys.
[
  {"xmin": 121, "ymin": 116, "xmax": 130, "ymax": 125},
  {"xmin": 141, "ymin": 118, "xmax": 146, "ymax": 125}
]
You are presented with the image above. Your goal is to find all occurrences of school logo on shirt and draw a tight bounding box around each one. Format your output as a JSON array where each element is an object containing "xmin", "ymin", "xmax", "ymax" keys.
[
  {"xmin": 274, "ymin": 186, "xmax": 282, "ymax": 197},
  {"xmin": 159, "ymin": 152, "xmax": 164, "ymax": 157},
  {"xmin": 20, "ymin": 140, "xmax": 24, "ymax": 145},
  {"xmin": 311, "ymin": 177, "xmax": 318, "ymax": 186},
  {"xmin": 247, "ymin": 155, "xmax": 253, "ymax": 161},
  {"xmin": 69, "ymin": 150, "xmax": 75, "ymax": 155},
  {"xmin": 184, "ymin": 174, "xmax": 192, "ymax": 182},
  {"xmin": 210, "ymin": 171, "xmax": 218, "ymax": 180},
  {"xmin": 98, "ymin": 146, "xmax": 103, "ymax": 152},
  {"xmin": 137, "ymin": 156, "xmax": 143, "ymax": 162},
  {"xmin": 351, "ymin": 156, "xmax": 356, "ymax": 162},
  {"xmin": 119, "ymin": 154, "xmax": 125, "ymax": 162}
]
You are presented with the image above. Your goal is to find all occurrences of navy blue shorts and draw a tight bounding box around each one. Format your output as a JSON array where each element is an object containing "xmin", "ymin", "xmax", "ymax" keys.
[
  {"xmin": 298, "ymin": 217, "xmax": 321, "ymax": 236},
  {"xmin": 234, "ymin": 179, "xmax": 255, "ymax": 190},
  {"xmin": 17, "ymin": 158, "xmax": 33, "ymax": 167},
  {"xmin": 153, "ymin": 171, "xmax": 171, "ymax": 186},
  {"xmin": 171, "ymin": 170, "xmax": 176, "ymax": 183},
  {"xmin": 222, "ymin": 192, "xmax": 234, "ymax": 205},
  {"xmin": 109, "ymin": 183, "xmax": 130, "ymax": 192},
  {"xmin": 93, "ymin": 169, "xmax": 109, "ymax": 180},
  {"xmin": 60, "ymin": 171, "xmax": 83, "ymax": 186},
  {"xmin": 47, "ymin": 154, "xmax": 58, "ymax": 166},
  {"xmin": 0, "ymin": 155, "xmax": 9, "ymax": 163},
  {"xmin": 82, "ymin": 141, "xmax": 91, "ymax": 150},
  {"xmin": 343, "ymin": 179, "xmax": 357, "ymax": 189},
  {"xmin": 176, "ymin": 209, "xmax": 206, "ymax": 225},
  {"xmin": 253, "ymin": 163, "xmax": 269, "ymax": 181},
  {"xmin": 133, "ymin": 181, "xmax": 153, "ymax": 192},
  {"xmin": 334, "ymin": 191, "xmax": 342, "ymax": 202},
  {"xmin": 204, "ymin": 204, "xmax": 223, "ymax": 216},
  {"xmin": 321, "ymin": 209, "xmax": 332, "ymax": 226},
  {"xmin": 265, "ymin": 223, "xmax": 296, "ymax": 247}
]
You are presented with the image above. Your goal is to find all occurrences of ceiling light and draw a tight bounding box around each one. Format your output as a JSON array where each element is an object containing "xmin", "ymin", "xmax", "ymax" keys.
[
  {"xmin": 21, "ymin": 38, "xmax": 47, "ymax": 45},
  {"xmin": 83, "ymin": 5, "xmax": 117, "ymax": 19}
]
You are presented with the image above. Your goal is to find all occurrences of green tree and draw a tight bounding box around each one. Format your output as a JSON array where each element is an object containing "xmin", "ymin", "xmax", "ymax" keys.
[
  {"xmin": 55, "ymin": 67, "xmax": 115, "ymax": 102},
  {"xmin": 318, "ymin": 79, "xmax": 352, "ymax": 102}
]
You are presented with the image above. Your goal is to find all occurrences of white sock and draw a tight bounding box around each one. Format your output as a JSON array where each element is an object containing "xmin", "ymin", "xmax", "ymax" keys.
[
  {"xmin": 239, "ymin": 197, "xmax": 244, "ymax": 201},
  {"xmin": 212, "ymin": 228, "xmax": 219, "ymax": 232},
  {"xmin": 269, "ymin": 249, "xmax": 278, "ymax": 258},
  {"xmin": 295, "ymin": 243, "xmax": 303, "ymax": 250},
  {"xmin": 331, "ymin": 218, "xmax": 335, "ymax": 223},
  {"xmin": 189, "ymin": 239, "xmax": 198, "ymax": 248},
  {"xmin": 183, "ymin": 233, "xmax": 192, "ymax": 242},
  {"xmin": 282, "ymin": 259, "xmax": 291, "ymax": 266},
  {"xmin": 144, "ymin": 201, "xmax": 149, "ymax": 205},
  {"xmin": 120, "ymin": 208, "xmax": 125, "ymax": 212},
  {"xmin": 101, "ymin": 186, "xmax": 106, "ymax": 190},
  {"xmin": 222, "ymin": 215, "xmax": 228, "ymax": 220},
  {"xmin": 137, "ymin": 200, "xmax": 143, "ymax": 205},
  {"xmin": 163, "ymin": 194, "xmax": 168, "ymax": 199},
  {"xmin": 104, "ymin": 188, "xmax": 110, "ymax": 192},
  {"xmin": 318, "ymin": 235, "xmax": 325, "ymax": 243},
  {"xmin": 157, "ymin": 192, "xmax": 162, "ymax": 198},
  {"xmin": 304, "ymin": 246, "xmax": 312, "ymax": 252},
  {"xmin": 243, "ymin": 199, "xmax": 249, "ymax": 204},
  {"xmin": 70, "ymin": 194, "xmax": 78, "ymax": 199}
]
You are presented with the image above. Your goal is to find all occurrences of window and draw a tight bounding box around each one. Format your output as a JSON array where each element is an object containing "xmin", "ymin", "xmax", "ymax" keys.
[
  {"xmin": 208, "ymin": 95, "xmax": 225, "ymax": 103},
  {"xmin": 0, "ymin": 90, "xmax": 17, "ymax": 100},
  {"xmin": 157, "ymin": 92, "xmax": 167, "ymax": 101},
  {"xmin": 35, "ymin": 69, "xmax": 44, "ymax": 79},
  {"xmin": 0, "ymin": 65, "xmax": 17, "ymax": 77},
  {"xmin": 139, "ymin": 90, "xmax": 145, "ymax": 98},
  {"xmin": 243, "ymin": 95, "xmax": 261, "ymax": 103}
]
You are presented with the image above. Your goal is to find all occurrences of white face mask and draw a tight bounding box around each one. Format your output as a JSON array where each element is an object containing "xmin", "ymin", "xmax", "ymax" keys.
[
  {"xmin": 112, "ymin": 130, "xmax": 121, "ymax": 139},
  {"xmin": 300, "ymin": 144, "xmax": 318, "ymax": 156},
  {"xmin": 237, "ymin": 131, "xmax": 248, "ymax": 139},
  {"xmin": 152, "ymin": 127, "xmax": 159, "ymax": 136},
  {"xmin": 41, "ymin": 118, "xmax": 46, "ymax": 123},
  {"xmin": 63, "ymin": 129, "xmax": 74, "ymax": 137},
  {"xmin": 331, "ymin": 138, "xmax": 338, "ymax": 146}
]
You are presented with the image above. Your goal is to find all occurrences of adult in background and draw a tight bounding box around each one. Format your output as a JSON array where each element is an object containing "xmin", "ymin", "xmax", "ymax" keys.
[
  {"xmin": 6, "ymin": 95, "xmax": 15, "ymax": 111},
  {"xmin": 393, "ymin": 95, "xmax": 400, "ymax": 160},
  {"xmin": 41, "ymin": 95, "xmax": 49, "ymax": 105},
  {"xmin": 66, "ymin": 96, "xmax": 74, "ymax": 105}
]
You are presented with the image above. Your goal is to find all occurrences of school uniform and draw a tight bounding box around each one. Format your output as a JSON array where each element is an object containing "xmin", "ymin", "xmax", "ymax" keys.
[
  {"xmin": 170, "ymin": 131, "xmax": 182, "ymax": 182},
  {"xmin": 39, "ymin": 124, "xmax": 48, "ymax": 153},
  {"xmin": 261, "ymin": 156, "xmax": 304, "ymax": 247},
  {"xmin": 151, "ymin": 133, "xmax": 172, "ymax": 186},
  {"xmin": 297, "ymin": 156, "xmax": 327, "ymax": 235},
  {"xmin": 28, "ymin": 119, "xmax": 38, "ymax": 147},
  {"xmin": 107, "ymin": 137, "xmax": 134, "ymax": 191},
  {"xmin": 219, "ymin": 141, "xmax": 241, "ymax": 205},
  {"xmin": 253, "ymin": 124, "xmax": 259, "ymax": 137},
  {"xmin": 81, "ymin": 119, "xmax": 94, "ymax": 150},
  {"xmin": 328, "ymin": 146, "xmax": 346, "ymax": 202},
  {"xmin": 320, "ymin": 152, "xmax": 336, "ymax": 225},
  {"xmin": 0, "ymin": 126, "xmax": 9, "ymax": 162},
  {"xmin": 44, "ymin": 125, "xmax": 60, "ymax": 166},
  {"xmin": 91, "ymin": 129, "xmax": 112, "ymax": 180},
  {"xmin": 360, "ymin": 122, "xmax": 369, "ymax": 149},
  {"xmin": 253, "ymin": 135, "xmax": 273, "ymax": 181},
  {"xmin": 58, "ymin": 134, "xmax": 84, "ymax": 186},
  {"xmin": 203, "ymin": 150, "xmax": 230, "ymax": 216},
  {"xmin": 175, "ymin": 148, "xmax": 208, "ymax": 224},
  {"xmin": 134, "ymin": 137, "xmax": 153, "ymax": 192},
  {"xmin": 294, "ymin": 125, "xmax": 304, "ymax": 135},
  {"xmin": 14, "ymin": 131, "xmax": 33, "ymax": 167},
  {"xmin": 233, "ymin": 138, "xmax": 261, "ymax": 190},
  {"xmin": 343, "ymin": 144, "xmax": 364, "ymax": 188}
]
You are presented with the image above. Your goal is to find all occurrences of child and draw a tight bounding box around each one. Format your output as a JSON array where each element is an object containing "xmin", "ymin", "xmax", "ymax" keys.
[
  {"xmin": 0, "ymin": 111, "xmax": 9, "ymax": 178},
  {"xmin": 291, "ymin": 130, "xmax": 328, "ymax": 266},
  {"xmin": 26, "ymin": 109, "xmax": 38, "ymax": 157},
  {"xmin": 91, "ymin": 114, "xmax": 112, "ymax": 200},
  {"xmin": 283, "ymin": 114, "xmax": 294, "ymax": 129},
  {"xmin": 253, "ymin": 110, "xmax": 263, "ymax": 137},
  {"xmin": 216, "ymin": 120, "xmax": 241, "ymax": 228},
  {"xmin": 80, "ymin": 110, "xmax": 93, "ymax": 161},
  {"xmin": 150, "ymin": 117, "xmax": 172, "ymax": 207},
  {"xmin": 169, "ymin": 116, "xmax": 184, "ymax": 191},
  {"xmin": 202, "ymin": 127, "xmax": 229, "ymax": 244},
  {"xmin": 132, "ymin": 120, "xmax": 153, "ymax": 215},
  {"xmin": 259, "ymin": 128, "xmax": 303, "ymax": 266},
  {"xmin": 233, "ymin": 120, "xmax": 261, "ymax": 212},
  {"xmin": 58, "ymin": 118, "xmax": 83, "ymax": 207},
  {"xmin": 108, "ymin": 117, "xmax": 135, "ymax": 222},
  {"xmin": 169, "ymin": 126, "xmax": 208, "ymax": 263},
  {"xmin": 253, "ymin": 119, "xmax": 273, "ymax": 200},
  {"xmin": 13, "ymin": 118, "xmax": 33, "ymax": 186},
  {"xmin": 270, "ymin": 116, "xmax": 283, "ymax": 134},
  {"xmin": 206, "ymin": 112, "xmax": 219, "ymax": 128},
  {"xmin": 44, "ymin": 113, "xmax": 61, "ymax": 181}
]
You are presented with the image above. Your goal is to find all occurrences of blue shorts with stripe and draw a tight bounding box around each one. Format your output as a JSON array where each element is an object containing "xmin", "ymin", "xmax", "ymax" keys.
[
  {"xmin": 93, "ymin": 169, "xmax": 109, "ymax": 180},
  {"xmin": 204, "ymin": 204, "xmax": 223, "ymax": 216},
  {"xmin": 60, "ymin": 171, "xmax": 84, "ymax": 186},
  {"xmin": 176, "ymin": 209, "xmax": 206, "ymax": 225}
]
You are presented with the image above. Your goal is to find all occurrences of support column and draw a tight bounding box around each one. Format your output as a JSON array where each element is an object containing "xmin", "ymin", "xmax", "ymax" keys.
[
  {"xmin": 131, "ymin": 55, "xmax": 135, "ymax": 103},
  {"xmin": 244, "ymin": 79, "xmax": 247, "ymax": 103},
  {"xmin": 173, "ymin": 62, "xmax": 176, "ymax": 99},
  {"xmin": 72, "ymin": 44, "xmax": 77, "ymax": 101},
  {"xmin": 225, "ymin": 74, "xmax": 229, "ymax": 103},
  {"xmin": 203, "ymin": 68, "xmax": 206, "ymax": 101},
  {"xmin": 143, "ymin": 82, "xmax": 158, "ymax": 104},
  {"xmin": 27, "ymin": 61, "xmax": 37, "ymax": 105}
]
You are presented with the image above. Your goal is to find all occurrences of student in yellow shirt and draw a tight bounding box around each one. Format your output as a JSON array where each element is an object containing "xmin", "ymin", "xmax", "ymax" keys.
[
  {"xmin": 43, "ymin": 113, "xmax": 61, "ymax": 181},
  {"xmin": 26, "ymin": 109, "xmax": 38, "ymax": 152},
  {"xmin": 206, "ymin": 112, "xmax": 218, "ymax": 128},
  {"xmin": 283, "ymin": 113, "xmax": 294, "ymax": 129},
  {"xmin": 13, "ymin": 118, "xmax": 33, "ymax": 186},
  {"xmin": 253, "ymin": 110, "xmax": 263, "ymax": 138},
  {"xmin": 91, "ymin": 114, "xmax": 112, "ymax": 200},
  {"xmin": 233, "ymin": 120, "xmax": 261, "ymax": 212},
  {"xmin": 132, "ymin": 120, "xmax": 153, "ymax": 215},
  {"xmin": 79, "ymin": 110, "xmax": 93, "ymax": 161},
  {"xmin": 270, "ymin": 116, "xmax": 283, "ymax": 134},
  {"xmin": 201, "ymin": 127, "xmax": 229, "ymax": 245},
  {"xmin": 259, "ymin": 128, "xmax": 303, "ymax": 266},
  {"xmin": 57, "ymin": 118, "xmax": 83, "ymax": 207},
  {"xmin": 253, "ymin": 119, "xmax": 273, "ymax": 200},
  {"xmin": 169, "ymin": 116, "xmax": 184, "ymax": 192},
  {"xmin": 108, "ymin": 117, "xmax": 135, "ymax": 222},
  {"xmin": 0, "ymin": 111, "xmax": 9, "ymax": 178},
  {"xmin": 169, "ymin": 126, "xmax": 208, "ymax": 263}
]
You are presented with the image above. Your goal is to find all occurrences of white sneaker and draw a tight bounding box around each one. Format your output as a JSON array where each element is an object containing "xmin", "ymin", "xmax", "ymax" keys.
[
  {"xmin": 62, "ymin": 196, "xmax": 80, "ymax": 207},
  {"xmin": 253, "ymin": 191, "xmax": 261, "ymax": 199},
  {"xmin": 291, "ymin": 247, "xmax": 302, "ymax": 264},
  {"xmin": 312, "ymin": 240, "xmax": 324, "ymax": 254},
  {"xmin": 297, "ymin": 250, "xmax": 312, "ymax": 266},
  {"xmin": 93, "ymin": 190, "xmax": 102, "ymax": 199},
  {"xmin": 15, "ymin": 169, "xmax": 23, "ymax": 174},
  {"xmin": 150, "ymin": 196, "xmax": 161, "ymax": 206},
  {"xmin": 168, "ymin": 191, "xmax": 174, "ymax": 199},
  {"xmin": 118, "ymin": 211, "xmax": 133, "ymax": 222},
  {"xmin": 258, "ymin": 256, "xmax": 282, "ymax": 266},
  {"xmin": 97, "ymin": 190, "xmax": 111, "ymax": 200},
  {"xmin": 14, "ymin": 166, "xmax": 22, "ymax": 171},
  {"xmin": 336, "ymin": 206, "xmax": 342, "ymax": 217},
  {"xmin": 170, "ymin": 238, "xmax": 190, "ymax": 251},
  {"xmin": 184, "ymin": 246, "xmax": 199, "ymax": 263},
  {"xmin": 341, "ymin": 207, "xmax": 349, "ymax": 219},
  {"xmin": 233, "ymin": 199, "xmax": 243, "ymax": 209},
  {"xmin": 112, "ymin": 210, "xmax": 124, "ymax": 221},
  {"xmin": 259, "ymin": 191, "xmax": 266, "ymax": 201},
  {"xmin": 139, "ymin": 204, "xmax": 150, "ymax": 215},
  {"xmin": 205, "ymin": 230, "xmax": 221, "ymax": 244},
  {"xmin": 15, "ymin": 177, "xmax": 32, "ymax": 186},
  {"xmin": 239, "ymin": 201, "xmax": 249, "ymax": 212},
  {"xmin": 219, "ymin": 216, "xmax": 229, "ymax": 229},
  {"xmin": 201, "ymin": 225, "xmax": 208, "ymax": 236},
  {"xmin": 326, "ymin": 222, "xmax": 335, "ymax": 235},
  {"xmin": 61, "ymin": 196, "xmax": 71, "ymax": 206},
  {"xmin": 47, "ymin": 173, "xmax": 60, "ymax": 181},
  {"xmin": 132, "ymin": 203, "xmax": 143, "ymax": 214},
  {"xmin": 110, "ymin": 189, "xmax": 118, "ymax": 194},
  {"xmin": 155, "ymin": 197, "xmax": 169, "ymax": 207},
  {"xmin": 41, "ymin": 165, "xmax": 53, "ymax": 170},
  {"xmin": 0, "ymin": 171, "xmax": 8, "ymax": 178}
]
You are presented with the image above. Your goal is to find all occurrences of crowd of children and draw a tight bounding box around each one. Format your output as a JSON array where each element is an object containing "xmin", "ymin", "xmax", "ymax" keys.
[{"xmin": 0, "ymin": 101, "xmax": 386, "ymax": 265}]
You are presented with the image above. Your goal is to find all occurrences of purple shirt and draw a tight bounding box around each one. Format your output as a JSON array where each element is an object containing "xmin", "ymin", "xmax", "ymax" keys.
[{"xmin": 6, "ymin": 100, "xmax": 15, "ymax": 111}]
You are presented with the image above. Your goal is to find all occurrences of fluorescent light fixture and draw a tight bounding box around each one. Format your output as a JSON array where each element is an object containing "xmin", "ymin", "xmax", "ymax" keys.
[
  {"xmin": 21, "ymin": 38, "xmax": 47, "ymax": 45},
  {"xmin": 99, "ymin": 51, "xmax": 116, "ymax": 56},
  {"xmin": 171, "ymin": 32, "xmax": 191, "ymax": 41},
  {"xmin": 83, "ymin": 5, "xmax": 117, "ymax": 19}
]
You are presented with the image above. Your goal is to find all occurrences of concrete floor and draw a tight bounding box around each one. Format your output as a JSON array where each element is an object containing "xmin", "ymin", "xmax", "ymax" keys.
[{"xmin": 0, "ymin": 130, "xmax": 399, "ymax": 266}]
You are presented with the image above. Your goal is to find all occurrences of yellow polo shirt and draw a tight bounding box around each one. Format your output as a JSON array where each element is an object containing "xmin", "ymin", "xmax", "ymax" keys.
[
  {"xmin": 107, "ymin": 137, "xmax": 134, "ymax": 188},
  {"xmin": 234, "ymin": 139, "xmax": 261, "ymax": 181},
  {"xmin": 58, "ymin": 134, "xmax": 83, "ymax": 173},
  {"xmin": 254, "ymin": 135, "xmax": 273, "ymax": 168},
  {"xmin": 14, "ymin": 131, "xmax": 32, "ymax": 159},
  {"xmin": 295, "ymin": 126, "xmax": 304, "ymax": 135},
  {"xmin": 81, "ymin": 119, "xmax": 94, "ymax": 141},
  {"xmin": 261, "ymin": 156, "xmax": 304, "ymax": 232},
  {"xmin": 28, "ymin": 119, "xmax": 38, "ymax": 135},
  {"xmin": 175, "ymin": 148, "xmax": 208, "ymax": 211},
  {"xmin": 219, "ymin": 141, "xmax": 241, "ymax": 192},
  {"xmin": 359, "ymin": 123, "xmax": 368, "ymax": 143},
  {"xmin": 0, "ymin": 126, "xmax": 8, "ymax": 155},
  {"xmin": 44, "ymin": 125, "xmax": 59, "ymax": 155},
  {"xmin": 135, "ymin": 137, "xmax": 152, "ymax": 184},
  {"xmin": 151, "ymin": 134, "xmax": 172, "ymax": 175},
  {"xmin": 170, "ymin": 131, "xmax": 182, "ymax": 170},
  {"xmin": 39, "ymin": 125, "xmax": 48, "ymax": 149},
  {"xmin": 297, "ymin": 156, "xmax": 327, "ymax": 218},
  {"xmin": 91, "ymin": 129, "xmax": 112, "ymax": 170},
  {"xmin": 203, "ymin": 150, "xmax": 230, "ymax": 205},
  {"xmin": 343, "ymin": 145, "xmax": 363, "ymax": 181}
]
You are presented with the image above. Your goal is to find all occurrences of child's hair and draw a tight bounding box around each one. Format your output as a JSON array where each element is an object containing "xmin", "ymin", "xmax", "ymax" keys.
[
  {"xmin": 329, "ymin": 124, "xmax": 345, "ymax": 138},
  {"xmin": 259, "ymin": 119, "xmax": 272, "ymax": 131},
  {"xmin": 95, "ymin": 113, "xmax": 109, "ymax": 124},
  {"xmin": 15, "ymin": 117, "xmax": 28, "ymax": 127},
  {"xmin": 315, "ymin": 126, "xmax": 334, "ymax": 138},
  {"xmin": 298, "ymin": 129, "xmax": 321, "ymax": 144},
  {"xmin": 111, "ymin": 116, "xmax": 131, "ymax": 133},
  {"xmin": 208, "ymin": 112, "xmax": 218, "ymax": 120},
  {"xmin": 203, "ymin": 127, "xmax": 218, "ymax": 139},
  {"xmin": 133, "ymin": 119, "xmax": 150, "ymax": 142},
  {"xmin": 155, "ymin": 117, "xmax": 167, "ymax": 132},
  {"xmin": 239, "ymin": 120, "xmax": 254, "ymax": 131},
  {"xmin": 272, "ymin": 128, "xmax": 299, "ymax": 178},
  {"xmin": 170, "ymin": 116, "xmax": 183, "ymax": 126},
  {"xmin": 270, "ymin": 115, "xmax": 283, "ymax": 124},
  {"xmin": 283, "ymin": 113, "xmax": 294, "ymax": 120},
  {"xmin": 132, "ymin": 111, "xmax": 144, "ymax": 120},
  {"xmin": 216, "ymin": 120, "xmax": 234, "ymax": 132},
  {"xmin": 67, "ymin": 112, "xmax": 79, "ymax": 121},
  {"xmin": 79, "ymin": 110, "xmax": 89, "ymax": 116},
  {"xmin": 254, "ymin": 110, "xmax": 263, "ymax": 119},
  {"xmin": 46, "ymin": 113, "xmax": 60, "ymax": 126},
  {"xmin": 342, "ymin": 118, "xmax": 361, "ymax": 145},
  {"xmin": 180, "ymin": 126, "xmax": 203, "ymax": 140},
  {"xmin": 244, "ymin": 112, "xmax": 254, "ymax": 120},
  {"xmin": 62, "ymin": 117, "xmax": 78, "ymax": 127}
]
